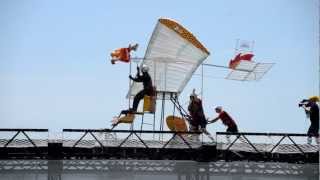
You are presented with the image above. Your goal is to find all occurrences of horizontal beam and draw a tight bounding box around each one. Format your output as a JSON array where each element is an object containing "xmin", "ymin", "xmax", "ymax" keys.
[
  {"xmin": 202, "ymin": 63, "xmax": 230, "ymax": 69},
  {"xmin": 0, "ymin": 129, "xmax": 312, "ymax": 137},
  {"xmin": 0, "ymin": 128, "xmax": 48, "ymax": 132},
  {"xmin": 63, "ymin": 129, "xmax": 201, "ymax": 134},
  {"xmin": 216, "ymin": 132, "xmax": 311, "ymax": 137}
]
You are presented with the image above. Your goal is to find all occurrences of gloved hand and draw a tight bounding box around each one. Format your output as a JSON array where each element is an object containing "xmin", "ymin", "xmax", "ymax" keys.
[
  {"xmin": 186, "ymin": 115, "xmax": 192, "ymax": 122},
  {"xmin": 129, "ymin": 75, "xmax": 133, "ymax": 80},
  {"xmin": 136, "ymin": 66, "xmax": 140, "ymax": 72}
]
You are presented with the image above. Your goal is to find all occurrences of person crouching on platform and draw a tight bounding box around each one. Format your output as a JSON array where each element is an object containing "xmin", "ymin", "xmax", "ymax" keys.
[
  {"xmin": 129, "ymin": 64, "xmax": 153, "ymax": 113},
  {"xmin": 187, "ymin": 89, "xmax": 214, "ymax": 141}
]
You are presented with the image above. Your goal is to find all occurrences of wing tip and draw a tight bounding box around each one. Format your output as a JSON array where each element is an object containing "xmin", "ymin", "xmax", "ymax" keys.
[{"xmin": 158, "ymin": 18, "xmax": 210, "ymax": 55}]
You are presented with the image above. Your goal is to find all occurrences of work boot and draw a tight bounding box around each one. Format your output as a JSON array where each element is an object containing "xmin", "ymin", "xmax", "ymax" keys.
[
  {"xmin": 128, "ymin": 108, "xmax": 136, "ymax": 113},
  {"xmin": 120, "ymin": 110, "xmax": 129, "ymax": 115}
]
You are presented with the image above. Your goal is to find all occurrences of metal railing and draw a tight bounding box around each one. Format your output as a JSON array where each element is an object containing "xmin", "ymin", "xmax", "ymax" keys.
[
  {"xmin": 0, "ymin": 129, "xmax": 49, "ymax": 158},
  {"xmin": 216, "ymin": 132, "xmax": 319, "ymax": 155},
  {"xmin": 63, "ymin": 129, "xmax": 203, "ymax": 149},
  {"xmin": 0, "ymin": 129, "xmax": 48, "ymax": 148}
]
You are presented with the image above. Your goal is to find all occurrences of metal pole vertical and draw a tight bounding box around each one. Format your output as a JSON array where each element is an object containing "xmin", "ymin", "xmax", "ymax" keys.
[
  {"xmin": 173, "ymin": 94, "xmax": 176, "ymax": 117},
  {"xmin": 129, "ymin": 60, "xmax": 134, "ymax": 131},
  {"xmin": 153, "ymin": 94, "xmax": 156, "ymax": 140},
  {"xmin": 153, "ymin": 61, "xmax": 157, "ymax": 140},
  {"xmin": 139, "ymin": 113, "xmax": 145, "ymax": 137},
  {"xmin": 153, "ymin": 111, "xmax": 156, "ymax": 140},
  {"xmin": 129, "ymin": 60, "xmax": 132, "ymax": 109},
  {"xmin": 159, "ymin": 93, "xmax": 165, "ymax": 141},
  {"xmin": 140, "ymin": 114, "xmax": 144, "ymax": 131},
  {"xmin": 161, "ymin": 94, "xmax": 166, "ymax": 141},
  {"xmin": 162, "ymin": 62, "xmax": 167, "ymax": 141},
  {"xmin": 201, "ymin": 63, "xmax": 204, "ymax": 100}
]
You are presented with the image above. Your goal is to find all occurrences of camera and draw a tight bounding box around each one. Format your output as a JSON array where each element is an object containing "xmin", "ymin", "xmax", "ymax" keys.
[{"xmin": 298, "ymin": 99, "xmax": 309, "ymax": 107}]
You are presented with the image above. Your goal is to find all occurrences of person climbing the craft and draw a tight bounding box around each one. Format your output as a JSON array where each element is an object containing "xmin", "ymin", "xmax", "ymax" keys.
[
  {"xmin": 129, "ymin": 64, "xmax": 154, "ymax": 113},
  {"xmin": 110, "ymin": 43, "xmax": 139, "ymax": 65},
  {"xmin": 299, "ymin": 96, "xmax": 319, "ymax": 144},
  {"xmin": 208, "ymin": 106, "xmax": 238, "ymax": 133},
  {"xmin": 112, "ymin": 64, "xmax": 153, "ymax": 128},
  {"xmin": 187, "ymin": 89, "xmax": 214, "ymax": 141}
]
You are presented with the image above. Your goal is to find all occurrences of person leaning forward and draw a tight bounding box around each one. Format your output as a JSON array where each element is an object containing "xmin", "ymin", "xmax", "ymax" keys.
[{"xmin": 208, "ymin": 106, "xmax": 238, "ymax": 133}]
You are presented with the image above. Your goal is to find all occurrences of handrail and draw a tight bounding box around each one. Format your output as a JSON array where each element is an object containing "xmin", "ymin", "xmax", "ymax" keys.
[
  {"xmin": 63, "ymin": 129, "xmax": 201, "ymax": 134},
  {"xmin": 0, "ymin": 128, "xmax": 48, "ymax": 132},
  {"xmin": 216, "ymin": 132, "xmax": 313, "ymax": 137}
]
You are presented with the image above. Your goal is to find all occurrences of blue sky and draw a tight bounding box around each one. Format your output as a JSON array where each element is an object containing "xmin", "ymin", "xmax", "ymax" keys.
[{"xmin": 0, "ymin": 0, "xmax": 318, "ymax": 134}]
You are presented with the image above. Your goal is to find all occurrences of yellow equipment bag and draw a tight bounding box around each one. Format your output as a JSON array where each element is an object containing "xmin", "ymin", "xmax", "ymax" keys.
[{"xmin": 143, "ymin": 95, "xmax": 156, "ymax": 113}]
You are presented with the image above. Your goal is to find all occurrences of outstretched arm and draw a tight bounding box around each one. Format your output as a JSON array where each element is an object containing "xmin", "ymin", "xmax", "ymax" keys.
[
  {"xmin": 130, "ymin": 75, "xmax": 143, "ymax": 82},
  {"xmin": 301, "ymin": 105, "xmax": 311, "ymax": 117},
  {"xmin": 129, "ymin": 67, "xmax": 143, "ymax": 82},
  {"xmin": 208, "ymin": 117, "xmax": 219, "ymax": 124},
  {"xmin": 302, "ymin": 105, "xmax": 310, "ymax": 112}
]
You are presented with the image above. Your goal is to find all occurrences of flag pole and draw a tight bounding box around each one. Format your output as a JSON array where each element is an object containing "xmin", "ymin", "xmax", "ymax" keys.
[{"xmin": 129, "ymin": 60, "xmax": 132, "ymax": 109}]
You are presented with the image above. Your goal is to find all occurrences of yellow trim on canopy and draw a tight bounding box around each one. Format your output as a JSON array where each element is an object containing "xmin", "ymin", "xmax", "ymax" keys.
[{"xmin": 159, "ymin": 18, "xmax": 210, "ymax": 55}]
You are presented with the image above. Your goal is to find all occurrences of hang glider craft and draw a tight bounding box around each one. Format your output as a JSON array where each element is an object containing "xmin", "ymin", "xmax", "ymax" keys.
[
  {"xmin": 111, "ymin": 18, "xmax": 210, "ymax": 128},
  {"xmin": 127, "ymin": 18, "xmax": 210, "ymax": 99}
]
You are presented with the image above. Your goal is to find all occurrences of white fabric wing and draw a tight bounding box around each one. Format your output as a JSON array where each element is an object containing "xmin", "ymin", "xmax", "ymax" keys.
[
  {"xmin": 127, "ymin": 18, "xmax": 210, "ymax": 98},
  {"xmin": 226, "ymin": 61, "xmax": 274, "ymax": 81}
]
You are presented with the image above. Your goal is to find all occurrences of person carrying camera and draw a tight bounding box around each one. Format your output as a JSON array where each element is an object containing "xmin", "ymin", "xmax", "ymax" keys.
[{"xmin": 299, "ymin": 96, "xmax": 319, "ymax": 144}]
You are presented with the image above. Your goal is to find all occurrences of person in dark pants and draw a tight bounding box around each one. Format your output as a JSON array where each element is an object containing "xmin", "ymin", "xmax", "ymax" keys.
[
  {"xmin": 299, "ymin": 97, "xmax": 319, "ymax": 144},
  {"xmin": 187, "ymin": 89, "xmax": 214, "ymax": 141},
  {"xmin": 129, "ymin": 64, "xmax": 153, "ymax": 112},
  {"xmin": 208, "ymin": 106, "xmax": 238, "ymax": 133},
  {"xmin": 188, "ymin": 92, "xmax": 206, "ymax": 132}
]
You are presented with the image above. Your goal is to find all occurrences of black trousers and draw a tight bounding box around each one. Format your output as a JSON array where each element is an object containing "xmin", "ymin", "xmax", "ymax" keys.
[
  {"xmin": 132, "ymin": 89, "xmax": 152, "ymax": 111},
  {"xmin": 226, "ymin": 125, "xmax": 238, "ymax": 133},
  {"xmin": 307, "ymin": 123, "xmax": 319, "ymax": 137}
]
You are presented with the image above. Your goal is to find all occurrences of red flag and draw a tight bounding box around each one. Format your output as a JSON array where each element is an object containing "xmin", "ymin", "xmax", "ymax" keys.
[{"xmin": 229, "ymin": 53, "xmax": 254, "ymax": 69}]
